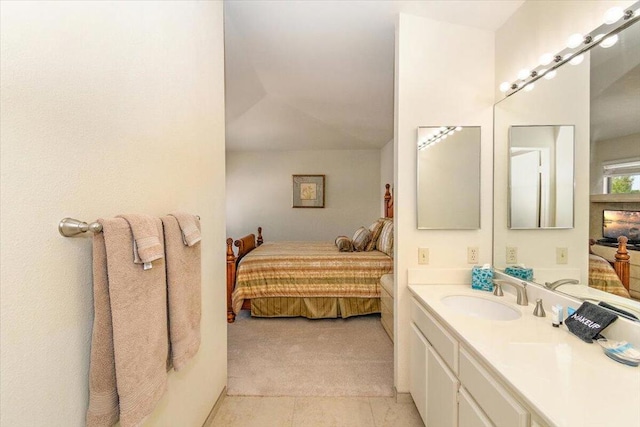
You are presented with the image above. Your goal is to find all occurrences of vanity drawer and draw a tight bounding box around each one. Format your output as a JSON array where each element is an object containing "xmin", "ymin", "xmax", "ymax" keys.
[
  {"xmin": 411, "ymin": 298, "xmax": 458, "ymax": 374},
  {"xmin": 460, "ymin": 348, "xmax": 529, "ymax": 427}
]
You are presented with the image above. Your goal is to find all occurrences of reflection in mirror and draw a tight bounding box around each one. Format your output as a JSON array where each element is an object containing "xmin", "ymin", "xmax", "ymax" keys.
[
  {"xmin": 493, "ymin": 12, "xmax": 640, "ymax": 320},
  {"xmin": 417, "ymin": 126, "xmax": 480, "ymax": 229},
  {"xmin": 509, "ymin": 125, "xmax": 574, "ymax": 229}
]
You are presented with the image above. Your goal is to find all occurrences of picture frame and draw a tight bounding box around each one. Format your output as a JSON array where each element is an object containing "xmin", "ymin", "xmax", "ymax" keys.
[{"xmin": 292, "ymin": 175, "xmax": 325, "ymax": 208}]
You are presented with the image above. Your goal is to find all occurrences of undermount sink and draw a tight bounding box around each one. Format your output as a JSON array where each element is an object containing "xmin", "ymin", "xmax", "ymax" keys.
[{"xmin": 441, "ymin": 295, "xmax": 522, "ymax": 321}]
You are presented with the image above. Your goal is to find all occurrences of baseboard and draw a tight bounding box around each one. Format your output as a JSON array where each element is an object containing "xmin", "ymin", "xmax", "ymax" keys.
[
  {"xmin": 394, "ymin": 388, "xmax": 413, "ymax": 404},
  {"xmin": 202, "ymin": 386, "xmax": 226, "ymax": 427}
]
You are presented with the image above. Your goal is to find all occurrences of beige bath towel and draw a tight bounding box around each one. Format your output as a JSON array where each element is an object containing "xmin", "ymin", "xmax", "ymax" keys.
[
  {"xmin": 162, "ymin": 215, "xmax": 201, "ymax": 370},
  {"xmin": 169, "ymin": 212, "xmax": 201, "ymax": 246},
  {"xmin": 87, "ymin": 218, "xmax": 168, "ymax": 427},
  {"xmin": 117, "ymin": 214, "xmax": 164, "ymax": 263}
]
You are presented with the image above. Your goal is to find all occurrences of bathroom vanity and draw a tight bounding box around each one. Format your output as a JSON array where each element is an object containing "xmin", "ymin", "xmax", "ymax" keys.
[{"xmin": 408, "ymin": 284, "xmax": 640, "ymax": 427}]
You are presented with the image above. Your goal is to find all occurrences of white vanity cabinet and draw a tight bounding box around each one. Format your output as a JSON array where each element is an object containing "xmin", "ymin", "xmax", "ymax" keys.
[
  {"xmin": 409, "ymin": 324, "xmax": 460, "ymax": 427},
  {"xmin": 410, "ymin": 297, "xmax": 533, "ymax": 427},
  {"xmin": 459, "ymin": 387, "xmax": 493, "ymax": 427}
]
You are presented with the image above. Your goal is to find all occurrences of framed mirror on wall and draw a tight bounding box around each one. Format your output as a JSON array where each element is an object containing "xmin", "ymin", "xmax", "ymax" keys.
[
  {"xmin": 508, "ymin": 125, "xmax": 575, "ymax": 229},
  {"xmin": 417, "ymin": 126, "xmax": 481, "ymax": 230},
  {"xmin": 493, "ymin": 5, "xmax": 640, "ymax": 320}
]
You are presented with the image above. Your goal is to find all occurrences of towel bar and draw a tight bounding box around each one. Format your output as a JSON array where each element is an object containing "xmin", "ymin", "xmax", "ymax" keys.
[
  {"xmin": 59, "ymin": 218, "xmax": 103, "ymax": 237},
  {"xmin": 59, "ymin": 215, "xmax": 201, "ymax": 237}
]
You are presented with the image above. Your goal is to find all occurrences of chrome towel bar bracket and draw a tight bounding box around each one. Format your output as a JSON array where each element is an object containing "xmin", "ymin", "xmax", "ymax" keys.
[{"xmin": 59, "ymin": 218, "xmax": 103, "ymax": 237}]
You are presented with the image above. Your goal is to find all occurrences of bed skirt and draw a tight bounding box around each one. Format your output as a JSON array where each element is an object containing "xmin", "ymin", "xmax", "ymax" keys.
[{"xmin": 249, "ymin": 297, "xmax": 381, "ymax": 319}]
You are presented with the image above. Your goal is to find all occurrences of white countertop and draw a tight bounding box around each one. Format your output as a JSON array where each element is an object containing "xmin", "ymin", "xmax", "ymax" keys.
[{"xmin": 408, "ymin": 284, "xmax": 640, "ymax": 427}]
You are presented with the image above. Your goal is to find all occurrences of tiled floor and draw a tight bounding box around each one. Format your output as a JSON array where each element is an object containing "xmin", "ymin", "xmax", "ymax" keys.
[{"xmin": 207, "ymin": 395, "xmax": 424, "ymax": 427}]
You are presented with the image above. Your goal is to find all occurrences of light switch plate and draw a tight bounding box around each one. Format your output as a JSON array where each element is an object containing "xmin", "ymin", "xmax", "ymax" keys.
[
  {"xmin": 418, "ymin": 248, "xmax": 429, "ymax": 265},
  {"xmin": 556, "ymin": 247, "xmax": 568, "ymax": 264}
]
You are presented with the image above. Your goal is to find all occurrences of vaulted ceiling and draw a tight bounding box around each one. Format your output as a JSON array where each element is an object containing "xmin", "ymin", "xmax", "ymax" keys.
[{"xmin": 224, "ymin": 1, "xmax": 524, "ymax": 151}]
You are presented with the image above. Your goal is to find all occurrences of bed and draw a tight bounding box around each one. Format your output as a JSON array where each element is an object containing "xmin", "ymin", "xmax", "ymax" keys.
[
  {"xmin": 588, "ymin": 236, "xmax": 631, "ymax": 298},
  {"xmin": 225, "ymin": 184, "xmax": 394, "ymax": 323}
]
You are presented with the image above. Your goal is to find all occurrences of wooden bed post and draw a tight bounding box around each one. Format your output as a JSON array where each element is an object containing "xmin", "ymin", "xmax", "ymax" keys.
[
  {"xmin": 384, "ymin": 184, "xmax": 393, "ymax": 219},
  {"xmin": 226, "ymin": 238, "xmax": 237, "ymax": 323},
  {"xmin": 614, "ymin": 236, "xmax": 630, "ymax": 291},
  {"xmin": 257, "ymin": 226, "xmax": 263, "ymax": 246}
]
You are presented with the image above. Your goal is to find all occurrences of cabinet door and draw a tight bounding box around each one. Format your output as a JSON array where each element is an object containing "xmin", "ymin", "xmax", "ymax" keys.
[
  {"xmin": 409, "ymin": 323, "xmax": 428, "ymax": 422},
  {"xmin": 459, "ymin": 387, "xmax": 494, "ymax": 427},
  {"xmin": 426, "ymin": 345, "xmax": 460, "ymax": 427}
]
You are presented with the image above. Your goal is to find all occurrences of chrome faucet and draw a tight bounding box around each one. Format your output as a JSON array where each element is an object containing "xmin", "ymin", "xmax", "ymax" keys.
[
  {"xmin": 493, "ymin": 279, "xmax": 528, "ymax": 306},
  {"xmin": 544, "ymin": 278, "xmax": 579, "ymax": 290}
]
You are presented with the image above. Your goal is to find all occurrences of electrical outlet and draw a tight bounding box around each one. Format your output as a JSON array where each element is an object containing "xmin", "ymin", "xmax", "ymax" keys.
[
  {"xmin": 467, "ymin": 247, "xmax": 479, "ymax": 264},
  {"xmin": 418, "ymin": 248, "xmax": 429, "ymax": 265},
  {"xmin": 556, "ymin": 247, "xmax": 568, "ymax": 264},
  {"xmin": 506, "ymin": 246, "xmax": 518, "ymax": 264}
]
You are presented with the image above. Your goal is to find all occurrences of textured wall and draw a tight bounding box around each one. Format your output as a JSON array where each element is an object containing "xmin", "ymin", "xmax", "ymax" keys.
[
  {"xmin": 0, "ymin": 2, "xmax": 227, "ymax": 425},
  {"xmin": 226, "ymin": 149, "xmax": 382, "ymax": 242}
]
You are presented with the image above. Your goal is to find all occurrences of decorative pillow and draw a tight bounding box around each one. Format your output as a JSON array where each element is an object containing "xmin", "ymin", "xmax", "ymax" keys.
[
  {"xmin": 335, "ymin": 235, "xmax": 353, "ymax": 252},
  {"xmin": 365, "ymin": 219, "xmax": 385, "ymax": 251},
  {"xmin": 377, "ymin": 219, "xmax": 393, "ymax": 257},
  {"xmin": 352, "ymin": 227, "xmax": 372, "ymax": 252}
]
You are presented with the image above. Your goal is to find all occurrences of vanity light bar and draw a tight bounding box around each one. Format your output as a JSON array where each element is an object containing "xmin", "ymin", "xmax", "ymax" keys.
[
  {"xmin": 501, "ymin": 1, "xmax": 640, "ymax": 98},
  {"xmin": 418, "ymin": 126, "xmax": 462, "ymax": 150}
]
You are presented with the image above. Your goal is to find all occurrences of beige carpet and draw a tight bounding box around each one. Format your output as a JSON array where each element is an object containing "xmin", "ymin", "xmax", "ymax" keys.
[{"xmin": 227, "ymin": 312, "xmax": 394, "ymax": 397}]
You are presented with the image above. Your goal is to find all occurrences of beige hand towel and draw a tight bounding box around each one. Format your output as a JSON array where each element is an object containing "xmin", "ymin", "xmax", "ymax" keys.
[
  {"xmin": 87, "ymin": 218, "xmax": 168, "ymax": 427},
  {"xmin": 168, "ymin": 212, "xmax": 201, "ymax": 246},
  {"xmin": 161, "ymin": 215, "xmax": 201, "ymax": 371},
  {"xmin": 117, "ymin": 214, "xmax": 164, "ymax": 263}
]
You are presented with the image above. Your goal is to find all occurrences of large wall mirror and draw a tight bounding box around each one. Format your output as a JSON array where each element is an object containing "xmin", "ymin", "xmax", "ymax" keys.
[
  {"xmin": 509, "ymin": 125, "xmax": 575, "ymax": 229},
  {"xmin": 417, "ymin": 126, "xmax": 481, "ymax": 229},
  {"xmin": 494, "ymin": 11, "xmax": 640, "ymax": 320}
]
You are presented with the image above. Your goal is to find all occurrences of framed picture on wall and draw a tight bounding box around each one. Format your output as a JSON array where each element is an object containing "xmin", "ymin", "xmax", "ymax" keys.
[{"xmin": 292, "ymin": 175, "xmax": 325, "ymax": 208}]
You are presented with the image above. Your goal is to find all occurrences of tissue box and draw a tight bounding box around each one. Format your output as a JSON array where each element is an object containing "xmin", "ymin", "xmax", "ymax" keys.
[
  {"xmin": 504, "ymin": 266, "xmax": 534, "ymax": 281},
  {"xmin": 471, "ymin": 266, "xmax": 494, "ymax": 292}
]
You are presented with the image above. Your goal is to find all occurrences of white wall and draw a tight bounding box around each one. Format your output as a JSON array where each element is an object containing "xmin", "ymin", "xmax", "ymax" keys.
[
  {"xmin": 394, "ymin": 13, "xmax": 495, "ymax": 392},
  {"xmin": 0, "ymin": 2, "xmax": 227, "ymax": 426},
  {"xmin": 226, "ymin": 149, "xmax": 383, "ymax": 242}
]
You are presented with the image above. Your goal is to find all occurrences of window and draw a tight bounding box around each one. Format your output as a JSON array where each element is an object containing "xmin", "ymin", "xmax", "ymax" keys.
[{"xmin": 603, "ymin": 159, "xmax": 640, "ymax": 194}]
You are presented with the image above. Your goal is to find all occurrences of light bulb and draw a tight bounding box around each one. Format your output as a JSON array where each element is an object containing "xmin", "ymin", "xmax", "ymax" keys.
[
  {"xmin": 517, "ymin": 69, "xmax": 530, "ymax": 80},
  {"xmin": 603, "ymin": 7, "xmax": 624, "ymax": 25},
  {"xmin": 442, "ymin": 134, "xmax": 448, "ymax": 140},
  {"xmin": 524, "ymin": 83, "xmax": 535, "ymax": 92},
  {"xmin": 593, "ymin": 34, "xmax": 605, "ymax": 43},
  {"xmin": 569, "ymin": 54, "xmax": 584, "ymax": 65},
  {"xmin": 544, "ymin": 70, "xmax": 557, "ymax": 80},
  {"xmin": 600, "ymin": 34, "xmax": 618, "ymax": 48},
  {"xmin": 539, "ymin": 53, "xmax": 553, "ymax": 66},
  {"xmin": 438, "ymin": 126, "xmax": 446, "ymax": 132},
  {"xmin": 499, "ymin": 82, "xmax": 510, "ymax": 92},
  {"xmin": 455, "ymin": 126, "xmax": 462, "ymax": 131},
  {"xmin": 538, "ymin": 68, "xmax": 547, "ymax": 77},
  {"xmin": 567, "ymin": 33, "xmax": 583, "ymax": 49}
]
